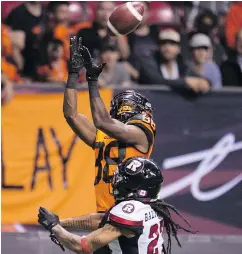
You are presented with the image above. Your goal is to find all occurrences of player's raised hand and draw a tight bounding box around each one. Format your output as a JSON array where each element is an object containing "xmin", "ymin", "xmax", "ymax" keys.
[
  {"xmin": 80, "ymin": 46, "xmax": 106, "ymax": 81},
  {"xmin": 68, "ymin": 36, "xmax": 84, "ymax": 74}
]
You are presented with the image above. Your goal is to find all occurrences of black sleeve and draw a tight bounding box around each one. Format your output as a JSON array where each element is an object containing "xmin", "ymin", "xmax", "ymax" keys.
[{"xmin": 5, "ymin": 6, "xmax": 23, "ymax": 30}]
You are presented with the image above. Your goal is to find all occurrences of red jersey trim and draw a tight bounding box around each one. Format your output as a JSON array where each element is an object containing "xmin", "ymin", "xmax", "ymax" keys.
[{"xmin": 109, "ymin": 213, "xmax": 143, "ymax": 226}]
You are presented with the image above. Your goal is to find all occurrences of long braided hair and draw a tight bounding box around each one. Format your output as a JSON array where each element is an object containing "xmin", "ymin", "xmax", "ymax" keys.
[{"xmin": 149, "ymin": 199, "xmax": 196, "ymax": 254}]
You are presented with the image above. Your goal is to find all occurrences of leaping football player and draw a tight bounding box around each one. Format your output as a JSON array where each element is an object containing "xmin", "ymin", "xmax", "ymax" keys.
[
  {"xmin": 38, "ymin": 157, "xmax": 194, "ymax": 254},
  {"xmin": 64, "ymin": 35, "xmax": 156, "ymax": 213}
]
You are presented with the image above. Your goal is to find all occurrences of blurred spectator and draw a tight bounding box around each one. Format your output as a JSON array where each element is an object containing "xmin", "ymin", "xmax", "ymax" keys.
[
  {"xmin": 48, "ymin": 1, "xmax": 69, "ymax": 26},
  {"xmin": 1, "ymin": 24, "xmax": 13, "ymax": 58},
  {"xmin": 186, "ymin": 2, "xmax": 229, "ymax": 31},
  {"xmin": 2, "ymin": 23, "xmax": 25, "ymax": 72},
  {"xmin": 158, "ymin": 30, "xmax": 184, "ymax": 80},
  {"xmin": 132, "ymin": 29, "xmax": 185, "ymax": 83},
  {"xmin": 194, "ymin": 9, "xmax": 218, "ymax": 36},
  {"xmin": 77, "ymin": 1, "xmax": 129, "ymax": 60},
  {"xmin": 221, "ymin": 29, "xmax": 242, "ymax": 87},
  {"xmin": 1, "ymin": 57, "xmax": 21, "ymax": 83},
  {"xmin": 131, "ymin": 29, "xmax": 210, "ymax": 93},
  {"xmin": 185, "ymin": 9, "xmax": 227, "ymax": 66},
  {"xmin": 98, "ymin": 40, "xmax": 131, "ymax": 87},
  {"xmin": 196, "ymin": 10, "xmax": 227, "ymax": 65},
  {"xmin": 36, "ymin": 39, "xmax": 68, "ymax": 82},
  {"xmin": 39, "ymin": 1, "xmax": 70, "ymax": 63},
  {"xmin": 1, "ymin": 24, "xmax": 22, "ymax": 83},
  {"xmin": 6, "ymin": 1, "xmax": 44, "ymax": 77},
  {"xmin": 225, "ymin": 2, "xmax": 242, "ymax": 49},
  {"xmin": 188, "ymin": 33, "xmax": 222, "ymax": 89},
  {"xmin": 127, "ymin": 2, "xmax": 159, "ymax": 59},
  {"xmin": 68, "ymin": 2, "xmax": 92, "ymax": 34},
  {"xmin": 1, "ymin": 73, "xmax": 14, "ymax": 106}
]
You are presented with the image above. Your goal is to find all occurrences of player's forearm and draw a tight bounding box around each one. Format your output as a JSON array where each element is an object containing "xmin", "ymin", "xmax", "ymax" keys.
[
  {"xmin": 52, "ymin": 224, "xmax": 84, "ymax": 253},
  {"xmin": 88, "ymin": 81, "xmax": 113, "ymax": 129},
  {"xmin": 63, "ymin": 74, "xmax": 96, "ymax": 147},
  {"xmin": 63, "ymin": 73, "xmax": 79, "ymax": 118},
  {"xmin": 52, "ymin": 224, "xmax": 112, "ymax": 254},
  {"xmin": 60, "ymin": 213, "xmax": 103, "ymax": 230}
]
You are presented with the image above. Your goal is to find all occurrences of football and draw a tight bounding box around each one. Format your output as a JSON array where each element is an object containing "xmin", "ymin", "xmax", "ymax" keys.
[{"xmin": 107, "ymin": 2, "xmax": 144, "ymax": 36}]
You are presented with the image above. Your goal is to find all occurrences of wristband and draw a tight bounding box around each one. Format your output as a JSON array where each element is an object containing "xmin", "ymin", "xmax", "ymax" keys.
[
  {"xmin": 88, "ymin": 81, "xmax": 100, "ymax": 98},
  {"xmin": 80, "ymin": 237, "xmax": 91, "ymax": 253},
  {"xmin": 66, "ymin": 73, "xmax": 79, "ymax": 89}
]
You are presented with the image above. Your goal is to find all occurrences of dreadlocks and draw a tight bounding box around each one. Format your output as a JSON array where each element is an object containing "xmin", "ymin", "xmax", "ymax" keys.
[{"xmin": 149, "ymin": 199, "xmax": 195, "ymax": 254}]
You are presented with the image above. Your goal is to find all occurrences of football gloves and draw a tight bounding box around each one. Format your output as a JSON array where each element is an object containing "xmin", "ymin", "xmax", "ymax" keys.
[
  {"xmin": 38, "ymin": 206, "xmax": 60, "ymax": 231},
  {"xmin": 80, "ymin": 45, "xmax": 106, "ymax": 81},
  {"xmin": 68, "ymin": 35, "xmax": 105, "ymax": 81},
  {"xmin": 68, "ymin": 36, "xmax": 84, "ymax": 74},
  {"xmin": 38, "ymin": 206, "xmax": 65, "ymax": 251}
]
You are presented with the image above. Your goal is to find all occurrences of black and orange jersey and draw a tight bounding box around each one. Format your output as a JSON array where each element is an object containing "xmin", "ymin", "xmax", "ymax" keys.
[{"xmin": 94, "ymin": 113, "xmax": 156, "ymax": 212}]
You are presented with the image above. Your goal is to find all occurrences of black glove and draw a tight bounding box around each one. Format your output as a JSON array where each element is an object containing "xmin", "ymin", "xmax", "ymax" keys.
[
  {"xmin": 38, "ymin": 207, "xmax": 65, "ymax": 251},
  {"xmin": 80, "ymin": 46, "xmax": 106, "ymax": 81},
  {"xmin": 38, "ymin": 206, "xmax": 60, "ymax": 231},
  {"xmin": 68, "ymin": 36, "xmax": 84, "ymax": 74}
]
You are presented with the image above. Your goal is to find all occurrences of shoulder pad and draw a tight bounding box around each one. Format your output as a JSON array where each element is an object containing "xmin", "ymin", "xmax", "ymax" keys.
[
  {"xmin": 127, "ymin": 114, "xmax": 156, "ymax": 147},
  {"xmin": 108, "ymin": 200, "xmax": 143, "ymax": 227},
  {"xmin": 128, "ymin": 114, "xmax": 155, "ymax": 132}
]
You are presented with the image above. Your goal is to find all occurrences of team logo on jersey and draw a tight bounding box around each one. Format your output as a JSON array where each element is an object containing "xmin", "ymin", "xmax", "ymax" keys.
[
  {"xmin": 126, "ymin": 159, "xmax": 144, "ymax": 175},
  {"xmin": 122, "ymin": 203, "xmax": 135, "ymax": 213}
]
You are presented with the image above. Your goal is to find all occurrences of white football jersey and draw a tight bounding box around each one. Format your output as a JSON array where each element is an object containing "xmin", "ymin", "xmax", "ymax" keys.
[{"xmin": 106, "ymin": 200, "xmax": 164, "ymax": 254}]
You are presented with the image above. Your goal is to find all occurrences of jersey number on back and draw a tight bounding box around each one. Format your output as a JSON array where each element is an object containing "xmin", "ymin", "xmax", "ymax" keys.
[
  {"xmin": 147, "ymin": 221, "xmax": 163, "ymax": 254},
  {"xmin": 94, "ymin": 141, "xmax": 126, "ymax": 185}
]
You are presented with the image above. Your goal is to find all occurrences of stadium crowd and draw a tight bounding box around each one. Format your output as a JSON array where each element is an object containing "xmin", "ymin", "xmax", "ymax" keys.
[{"xmin": 1, "ymin": 1, "xmax": 242, "ymax": 101}]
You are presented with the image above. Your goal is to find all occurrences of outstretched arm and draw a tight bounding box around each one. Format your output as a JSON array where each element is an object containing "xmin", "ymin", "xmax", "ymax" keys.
[
  {"xmin": 63, "ymin": 74, "xmax": 96, "ymax": 148},
  {"xmin": 63, "ymin": 36, "xmax": 96, "ymax": 148},
  {"xmin": 38, "ymin": 207, "xmax": 134, "ymax": 253},
  {"xmin": 60, "ymin": 213, "xmax": 104, "ymax": 231},
  {"xmin": 81, "ymin": 46, "xmax": 149, "ymax": 153},
  {"xmin": 52, "ymin": 223, "xmax": 123, "ymax": 253}
]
